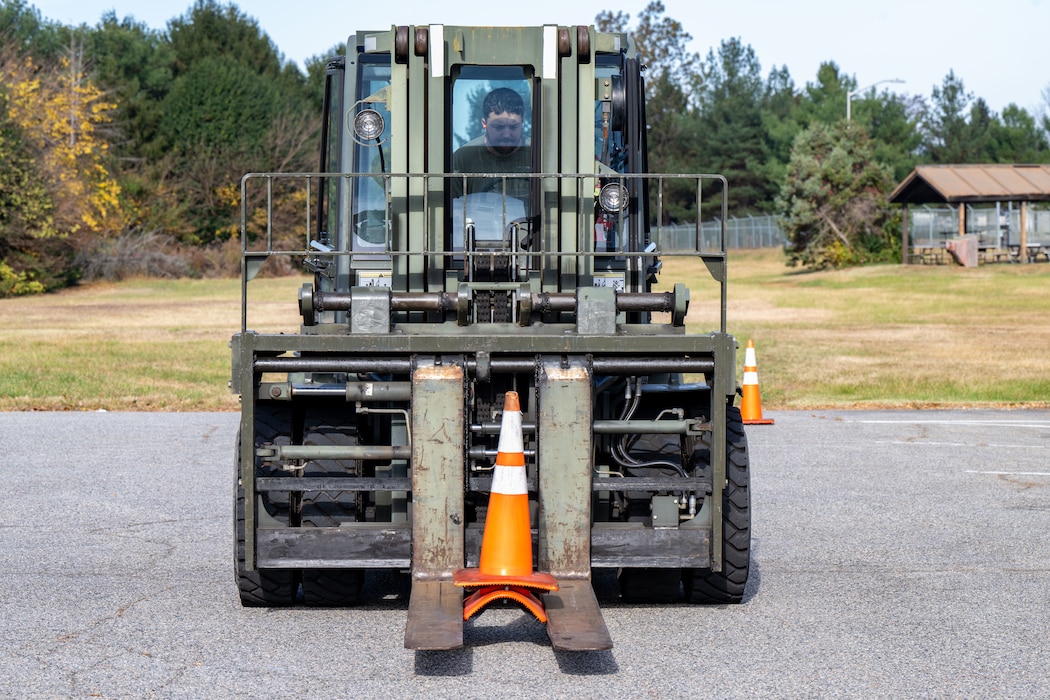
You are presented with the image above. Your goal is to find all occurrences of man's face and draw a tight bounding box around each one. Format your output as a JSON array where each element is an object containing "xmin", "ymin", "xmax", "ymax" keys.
[{"xmin": 482, "ymin": 111, "xmax": 524, "ymax": 154}]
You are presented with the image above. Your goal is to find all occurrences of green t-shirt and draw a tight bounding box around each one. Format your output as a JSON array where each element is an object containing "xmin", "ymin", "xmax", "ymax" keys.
[{"xmin": 450, "ymin": 136, "xmax": 532, "ymax": 199}]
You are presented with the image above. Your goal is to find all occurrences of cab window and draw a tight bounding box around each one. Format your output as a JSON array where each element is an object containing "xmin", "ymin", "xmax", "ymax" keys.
[{"xmin": 449, "ymin": 66, "xmax": 534, "ymax": 250}]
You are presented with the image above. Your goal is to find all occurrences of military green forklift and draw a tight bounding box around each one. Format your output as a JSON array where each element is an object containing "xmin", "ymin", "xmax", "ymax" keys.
[{"xmin": 231, "ymin": 24, "xmax": 750, "ymax": 651}]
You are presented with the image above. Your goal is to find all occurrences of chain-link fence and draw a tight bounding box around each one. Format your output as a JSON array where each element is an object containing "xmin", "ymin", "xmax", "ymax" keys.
[
  {"xmin": 656, "ymin": 206, "xmax": 1050, "ymax": 254},
  {"xmin": 646, "ymin": 205, "xmax": 1050, "ymax": 257},
  {"xmin": 657, "ymin": 214, "xmax": 785, "ymax": 251},
  {"xmin": 909, "ymin": 203, "xmax": 1050, "ymax": 249}
]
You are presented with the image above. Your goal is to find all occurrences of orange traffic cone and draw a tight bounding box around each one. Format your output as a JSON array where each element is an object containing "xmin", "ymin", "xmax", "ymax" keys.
[
  {"xmin": 741, "ymin": 339, "xmax": 774, "ymax": 425},
  {"xmin": 453, "ymin": 391, "xmax": 558, "ymax": 621}
]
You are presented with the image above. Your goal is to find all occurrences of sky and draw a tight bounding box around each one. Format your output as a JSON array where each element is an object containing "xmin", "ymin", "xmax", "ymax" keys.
[{"xmin": 30, "ymin": 0, "xmax": 1050, "ymax": 117}]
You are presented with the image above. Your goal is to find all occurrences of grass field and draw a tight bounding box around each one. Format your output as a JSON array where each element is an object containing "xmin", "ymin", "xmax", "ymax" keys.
[
  {"xmin": 0, "ymin": 277, "xmax": 300, "ymax": 411},
  {"xmin": 663, "ymin": 249, "xmax": 1050, "ymax": 408},
  {"xmin": 1, "ymin": 249, "xmax": 1048, "ymax": 411}
]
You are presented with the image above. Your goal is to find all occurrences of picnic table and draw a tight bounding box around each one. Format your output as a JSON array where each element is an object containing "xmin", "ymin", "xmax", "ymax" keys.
[{"xmin": 1007, "ymin": 243, "xmax": 1050, "ymax": 263}]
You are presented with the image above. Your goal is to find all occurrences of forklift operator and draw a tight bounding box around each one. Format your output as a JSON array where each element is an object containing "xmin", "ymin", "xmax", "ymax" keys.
[{"xmin": 451, "ymin": 87, "xmax": 531, "ymax": 198}]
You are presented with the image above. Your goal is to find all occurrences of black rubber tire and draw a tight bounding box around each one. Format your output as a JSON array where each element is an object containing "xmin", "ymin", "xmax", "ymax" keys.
[
  {"xmin": 300, "ymin": 410, "xmax": 359, "ymax": 527},
  {"xmin": 684, "ymin": 404, "xmax": 750, "ymax": 604},
  {"xmin": 301, "ymin": 569, "xmax": 365, "ymax": 607},
  {"xmin": 299, "ymin": 409, "xmax": 365, "ymax": 606},
  {"xmin": 234, "ymin": 407, "xmax": 298, "ymax": 607}
]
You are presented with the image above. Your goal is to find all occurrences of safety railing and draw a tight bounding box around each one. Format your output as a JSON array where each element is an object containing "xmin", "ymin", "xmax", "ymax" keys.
[{"xmin": 239, "ymin": 171, "xmax": 731, "ymax": 332}]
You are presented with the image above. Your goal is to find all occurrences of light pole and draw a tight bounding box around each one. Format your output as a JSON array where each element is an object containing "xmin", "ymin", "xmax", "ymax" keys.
[{"xmin": 847, "ymin": 78, "xmax": 905, "ymax": 122}]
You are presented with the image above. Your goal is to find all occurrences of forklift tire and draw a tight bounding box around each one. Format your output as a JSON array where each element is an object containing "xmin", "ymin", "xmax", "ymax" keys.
[
  {"xmin": 301, "ymin": 569, "xmax": 365, "ymax": 607},
  {"xmin": 300, "ymin": 410, "xmax": 365, "ymax": 606},
  {"xmin": 300, "ymin": 409, "xmax": 360, "ymax": 527},
  {"xmin": 684, "ymin": 405, "xmax": 750, "ymax": 604},
  {"xmin": 234, "ymin": 421, "xmax": 297, "ymax": 607}
]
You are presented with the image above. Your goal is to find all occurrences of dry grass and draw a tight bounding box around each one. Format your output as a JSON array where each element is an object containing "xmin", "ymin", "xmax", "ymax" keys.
[
  {"xmin": 2, "ymin": 249, "xmax": 1048, "ymax": 411},
  {"xmin": 0, "ymin": 277, "xmax": 303, "ymax": 411}
]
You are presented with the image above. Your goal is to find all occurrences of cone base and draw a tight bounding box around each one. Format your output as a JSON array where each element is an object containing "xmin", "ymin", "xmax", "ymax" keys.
[
  {"xmin": 462, "ymin": 585, "xmax": 549, "ymax": 622},
  {"xmin": 743, "ymin": 418, "xmax": 775, "ymax": 425},
  {"xmin": 452, "ymin": 567, "xmax": 559, "ymax": 592}
]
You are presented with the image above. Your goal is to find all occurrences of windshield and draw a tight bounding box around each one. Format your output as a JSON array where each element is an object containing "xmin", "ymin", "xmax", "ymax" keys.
[{"xmin": 449, "ymin": 66, "xmax": 534, "ymax": 252}]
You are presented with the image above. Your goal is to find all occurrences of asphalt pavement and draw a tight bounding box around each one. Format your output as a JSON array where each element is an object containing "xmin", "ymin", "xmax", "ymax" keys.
[{"xmin": 1, "ymin": 409, "xmax": 1048, "ymax": 698}]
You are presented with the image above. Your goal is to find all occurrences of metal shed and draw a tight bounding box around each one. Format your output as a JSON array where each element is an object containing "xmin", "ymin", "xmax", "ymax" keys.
[{"xmin": 890, "ymin": 164, "xmax": 1050, "ymax": 264}]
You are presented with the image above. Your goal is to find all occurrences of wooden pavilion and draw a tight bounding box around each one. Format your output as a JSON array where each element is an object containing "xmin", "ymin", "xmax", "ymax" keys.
[{"xmin": 890, "ymin": 164, "xmax": 1050, "ymax": 264}]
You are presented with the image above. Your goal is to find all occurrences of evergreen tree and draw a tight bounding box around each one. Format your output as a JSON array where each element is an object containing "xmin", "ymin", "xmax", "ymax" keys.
[
  {"xmin": 141, "ymin": 1, "xmax": 314, "ymax": 245},
  {"xmin": 793, "ymin": 62, "xmax": 919, "ymax": 181},
  {"xmin": 761, "ymin": 64, "xmax": 800, "ymax": 196},
  {"xmin": 923, "ymin": 70, "xmax": 973, "ymax": 162},
  {"xmin": 777, "ymin": 121, "xmax": 898, "ymax": 269},
  {"xmin": 167, "ymin": 0, "xmax": 282, "ymax": 79},
  {"xmin": 990, "ymin": 104, "xmax": 1050, "ymax": 163},
  {"xmin": 88, "ymin": 12, "xmax": 174, "ymax": 159},
  {"xmin": 964, "ymin": 97, "xmax": 995, "ymax": 161},
  {"xmin": 796, "ymin": 62, "xmax": 854, "ymax": 126},
  {"xmin": 695, "ymin": 38, "xmax": 772, "ymax": 214},
  {"xmin": 864, "ymin": 93, "xmax": 922, "ymax": 181},
  {"xmin": 1041, "ymin": 84, "xmax": 1050, "ymax": 140},
  {"xmin": 0, "ymin": 0, "xmax": 65, "ymax": 59}
]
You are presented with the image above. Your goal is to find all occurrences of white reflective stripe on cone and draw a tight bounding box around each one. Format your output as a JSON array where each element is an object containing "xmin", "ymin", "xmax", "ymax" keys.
[{"xmin": 491, "ymin": 464, "xmax": 527, "ymax": 495}]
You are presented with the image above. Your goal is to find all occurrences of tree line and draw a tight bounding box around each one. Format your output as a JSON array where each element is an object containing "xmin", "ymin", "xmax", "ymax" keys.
[
  {"xmin": 602, "ymin": 3, "xmax": 1050, "ymax": 267},
  {"xmin": 2, "ymin": 1, "xmax": 1049, "ymax": 295}
]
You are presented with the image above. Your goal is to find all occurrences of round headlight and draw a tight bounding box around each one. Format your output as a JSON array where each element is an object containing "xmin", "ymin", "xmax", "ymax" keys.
[
  {"xmin": 353, "ymin": 108, "xmax": 385, "ymax": 142},
  {"xmin": 598, "ymin": 182, "xmax": 629, "ymax": 214}
]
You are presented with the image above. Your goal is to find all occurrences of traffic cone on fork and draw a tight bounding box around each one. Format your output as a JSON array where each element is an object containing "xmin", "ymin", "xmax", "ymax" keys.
[{"xmin": 453, "ymin": 391, "xmax": 558, "ymax": 621}]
